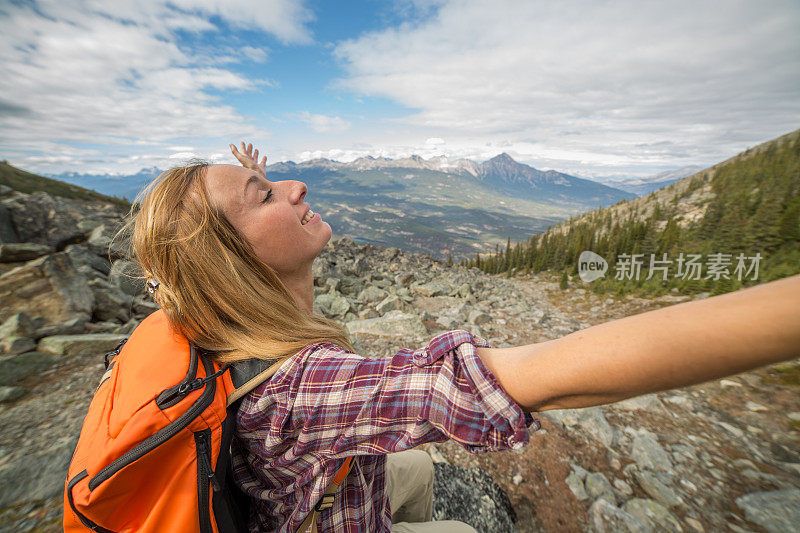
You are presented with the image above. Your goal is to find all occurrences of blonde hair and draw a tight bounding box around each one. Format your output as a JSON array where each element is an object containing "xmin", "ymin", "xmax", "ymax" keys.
[{"xmin": 115, "ymin": 160, "xmax": 354, "ymax": 363}]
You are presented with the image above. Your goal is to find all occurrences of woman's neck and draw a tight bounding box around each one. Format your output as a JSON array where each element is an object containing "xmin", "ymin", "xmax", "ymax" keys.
[{"xmin": 280, "ymin": 263, "xmax": 315, "ymax": 314}]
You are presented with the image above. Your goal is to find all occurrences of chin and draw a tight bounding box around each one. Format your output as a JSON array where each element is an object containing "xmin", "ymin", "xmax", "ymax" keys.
[{"xmin": 317, "ymin": 227, "xmax": 332, "ymax": 251}]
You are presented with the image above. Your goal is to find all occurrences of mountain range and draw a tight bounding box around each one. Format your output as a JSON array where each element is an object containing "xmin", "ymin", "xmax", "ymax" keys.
[
  {"xmin": 38, "ymin": 154, "xmax": 708, "ymax": 260},
  {"xmin": 42, "ymin": 153, "xmax": 639, "ymax": 259},
  {"xmin": 600, "ymin": 166, "xmax": 703, "ymax": 196},
  {"xmin": 49, "ymin": 153, "xmax": 640, "ymax": 204}
]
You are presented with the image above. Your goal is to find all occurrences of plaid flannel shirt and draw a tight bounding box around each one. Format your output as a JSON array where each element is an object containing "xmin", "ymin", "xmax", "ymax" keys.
[{"xmin": 231, "ymin": 329, "xmax": 538, "ymax": 532}]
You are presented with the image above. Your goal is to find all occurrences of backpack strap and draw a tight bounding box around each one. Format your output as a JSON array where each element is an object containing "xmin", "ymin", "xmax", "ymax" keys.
[
  {"xmin": 226, "ymin": 358, "xmax": 286, "ymax": 406},
  {"xmin": 296, "ymin": 457, "xmax": 354, "ymax": 533},
  {"xmin": 227, "ymin": 357, "xmax": 355, "ymax": 533}
]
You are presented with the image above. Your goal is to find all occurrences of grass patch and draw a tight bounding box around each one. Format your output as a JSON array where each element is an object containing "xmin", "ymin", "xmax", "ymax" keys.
[{"xmin": 766, "ymin": 363, "xmax": 800, "ymax": 386}]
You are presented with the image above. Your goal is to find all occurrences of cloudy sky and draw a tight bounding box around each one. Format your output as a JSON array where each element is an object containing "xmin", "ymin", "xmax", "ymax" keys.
[{"xmin": 1, "ymin": 0, "xmax": 798, "ymax": 179}]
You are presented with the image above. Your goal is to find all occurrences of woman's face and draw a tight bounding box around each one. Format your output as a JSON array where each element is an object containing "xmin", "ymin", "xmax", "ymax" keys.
[{"xmin": 203, "ymin": 164, "xmax": 331, "ymax": 275}]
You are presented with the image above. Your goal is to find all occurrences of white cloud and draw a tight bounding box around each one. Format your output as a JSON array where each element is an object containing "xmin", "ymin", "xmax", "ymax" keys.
[
  {"xmin": 0, "ymin": 0, "xmax": 310, "ymax": 173},
  {"xmin": 241, "ymin": 46, "xmax": 270, "ymax": 62},
  {"xmin": 169, "ymin": 151, "xmax": 198, "ymax": 159},
  {"xmin": 333, "ymin": 0, "xmax": 800, "ymax": 173},
  {"xmin": 298, "ymin": 111, "xmax": 351, "ymax": 133}
]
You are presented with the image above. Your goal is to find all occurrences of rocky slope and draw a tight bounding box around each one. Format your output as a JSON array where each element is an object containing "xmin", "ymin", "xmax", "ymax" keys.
[{"xmin": 1, "ymin": 184, "xmax": 798, "ymax": 532}]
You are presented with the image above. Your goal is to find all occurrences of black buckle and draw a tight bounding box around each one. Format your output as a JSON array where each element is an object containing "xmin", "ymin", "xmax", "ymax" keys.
[{"xmin": 314, "ymin": 494, "xmax": 335, "ymax": 511}]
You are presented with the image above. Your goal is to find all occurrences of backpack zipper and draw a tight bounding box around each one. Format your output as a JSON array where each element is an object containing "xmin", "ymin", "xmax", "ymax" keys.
[
  {"xmin": 179, "ymin": 364, "xmax": 230, "ymax": 397},
  {"xmin": 155, "ymin": 344, "xmax": 202, "ymax": 409},
  {"xmin": 196, "ymin": 430, "xmax": 222, "ymax": 492},
  {"xmin": 88, "ymin": 354, "xmax": 220, "ymax": 490},
  {"xmin": 195, "ymin": 429, "xmax": 217, "ymax": 533}
]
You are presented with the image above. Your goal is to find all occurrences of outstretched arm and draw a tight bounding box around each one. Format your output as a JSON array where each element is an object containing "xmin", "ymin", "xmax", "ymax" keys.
[{"xmin": 477, "ymin": 273, "xmax": 800, "ymax": 412}]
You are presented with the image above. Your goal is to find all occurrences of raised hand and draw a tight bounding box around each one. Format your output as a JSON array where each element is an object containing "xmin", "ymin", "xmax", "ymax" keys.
[{"xmin": 230, "ymin": 141, "xmax": 267, "ymax": 176}]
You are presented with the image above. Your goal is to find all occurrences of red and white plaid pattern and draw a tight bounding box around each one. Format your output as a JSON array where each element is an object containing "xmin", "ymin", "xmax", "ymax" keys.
[{"xmin": 231, "ymin": 329, "xmax": 538, "ymax": 532}]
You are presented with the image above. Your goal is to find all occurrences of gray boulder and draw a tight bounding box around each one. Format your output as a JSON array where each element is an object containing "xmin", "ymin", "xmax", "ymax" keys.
[
  {"xmin": 2, "ymin": 191, "xmax": 84, "ymax": 248},
  {"xmin": 633, "ymin": 469, "xmax": 682, "ymax": 507},
  {"xmin": 436, "ymin": 316, "xmax": 460, "ymax": 329},
  {"xmin": 358, "ymin": 285, "xmax": 388, "ymax": 303},
  {"xmin": 0, "ymin": 203, "xmax": 19, "ymax": 242},
  {"xmin": 0, "ymin": 351, "xmax": 58, "ymax": 385},
  {"xmin": 432, "ymin": 463, "xmax": 516, "ymax": 533},
  {"xmin": 109, "ymin": 259, "xmax": 145, "ymax": 296},
  {"xmin": 395, "ymin": 273, "xmax": 415, "ymax": 287},
  {"xmin": 77, "ymin": 218, "xmax": 104, "ymax": 233},
  {"xmin": 0, "ymin": 439, "xmax": 76, "ymax": 507},
  {"xmin": 0, "ymin": 253, "xmax": 93, "ymax": 325},
  {"xmin": 37, "ymin": 333, "xmax": 127, "ymax": 357},
  {"xmin": 612, "ymin": 394, "xmax": 664, "ymax": 413},
  {"xmin": 621, "ymin": 499, "xmax": 681, "ymax": 532},
  {"xmin": 585, "ymin": 472, "xmax": 617, "ymax": 505},
  {"xmin": 34, "ymin": 316, "xmax": 88, "ymax": 338},
  {"xmin": 351, "ymin": 256, "xmax": 369, "ymax": 276},
  {"xmin": 87, "ymin": 223, "xmax": 128, "ymax": 261},
  {"xmin": 735, "ymin": 489, "xmax": 800, "ymax": 533},
  {"xmin": 631, "ymin": 431, "xmax": 672, "ymax": 472},
  {"xmin": 546, "ymin": 407, "xmax": 615, "ymax": 447},
  {"xmin": 456, "ymin": 283, "xmax": 472, "ymax": 298},
  {"xmin": 0, "ymin": 385, "xmax": 27, "ymax": 403},
  {"xmin": 65, "ymin": 243, "xmax": 112, "ymax": 276},
  {"xmin": 0, "ymin": 336, "xmax": 36, "ymax": 355},
  {"xmin": 312, "ymin": 258, "xmax": 335, "ymax": 285},
  {"xmin": 314, "ymin": 293, "xmax": 351, "ymax": 319},
  {"xmin": 468, "ymin": 310, "xmax": 491, "ymax": 325},
  {"xmin": 566, "ymin": 472, "xmax": 589, "ymax": 501},
  {"xmin": 132, "ymin": 297, "xmax": 160, "ymax": 317},
  {"xmin": 411, "ymin": 280, "xmax": 450, "ymax": 297},
  {"xmin": 376, "ymin": 295, "xmax": 404, "ymax": 315},
  {"xmin": 88, "ymin": 278, "xmax": 134, "ymax": 323},
  {"xmin": 588, "ymin": 499, "xmax": 649, "ymax": 533},
  {"xmin": 0, "ymin": 311, "xmax": 39, "ymax": 339},
  {"xmin": 346, "ymin": 311, "xmax": 427, "ymax": 338},
  {"xmin": 0, "ymin": 243, "xmax": 53, "ymax": 263},
  {"xmin": 325, "ymin": 277, "xmax": 341, "ymax": 293}
]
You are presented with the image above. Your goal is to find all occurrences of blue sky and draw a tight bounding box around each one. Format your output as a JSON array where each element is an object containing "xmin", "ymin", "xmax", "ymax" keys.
[{"xmin": 1, "ymin": 0, "xmax": 799, "ymax": 179}]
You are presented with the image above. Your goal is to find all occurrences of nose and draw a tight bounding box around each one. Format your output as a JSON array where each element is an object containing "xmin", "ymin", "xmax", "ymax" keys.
[{"xmin": 286, "ymin": 180, "xmax": 307, "ymax": 204}]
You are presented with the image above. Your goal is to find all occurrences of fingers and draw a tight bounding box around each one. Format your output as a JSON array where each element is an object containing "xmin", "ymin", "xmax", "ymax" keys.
[
  {"xmin": 230, "ymin": 145, "xmax": 245, "ymax": 163},
  {"xmin": 231, "ymin": 142, "xmax": 266, "ymax": 173}
]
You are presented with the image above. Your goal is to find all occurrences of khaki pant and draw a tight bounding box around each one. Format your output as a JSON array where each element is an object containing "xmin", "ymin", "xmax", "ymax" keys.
[{"xmin": 385, "ymin": 450, "xmax": 477, "ymax": 533}]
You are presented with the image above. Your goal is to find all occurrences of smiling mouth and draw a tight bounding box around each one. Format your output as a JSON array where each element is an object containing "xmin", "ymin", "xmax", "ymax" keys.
[{"xmin": 301, "ymin": 209, "xmax": 316, "ymax": 225}]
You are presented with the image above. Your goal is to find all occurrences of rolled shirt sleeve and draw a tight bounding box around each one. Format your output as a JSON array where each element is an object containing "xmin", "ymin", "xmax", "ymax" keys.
[{"xmin": 236, "ymin": 329, "xmax": 539, "ymax": 460}]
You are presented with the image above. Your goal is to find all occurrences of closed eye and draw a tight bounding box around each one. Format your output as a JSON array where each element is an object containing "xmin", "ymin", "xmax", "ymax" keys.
[{"xmin": 261, "ymin": 190, "xmax": 273, "ymax": 204}]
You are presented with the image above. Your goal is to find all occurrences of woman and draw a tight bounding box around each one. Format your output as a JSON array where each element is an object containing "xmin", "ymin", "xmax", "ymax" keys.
[{"xmin": 129, "ymin": 141, "xmax": 800, "ymax": 533}]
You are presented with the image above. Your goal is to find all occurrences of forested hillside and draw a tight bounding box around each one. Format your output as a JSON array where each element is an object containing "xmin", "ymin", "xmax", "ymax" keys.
[{"xmin": 462, "ymin": 129, "xmax": 800, "ymax": 296}]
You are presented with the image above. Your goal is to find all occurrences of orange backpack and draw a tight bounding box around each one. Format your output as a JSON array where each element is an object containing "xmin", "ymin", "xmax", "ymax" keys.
[{"xmin": 63, "ymin": 309, "xmax": 352, "ymax": 533}]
